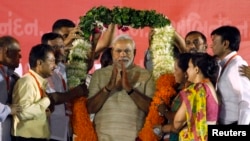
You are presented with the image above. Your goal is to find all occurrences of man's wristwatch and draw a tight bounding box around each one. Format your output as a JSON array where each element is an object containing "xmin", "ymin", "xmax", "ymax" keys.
[
  {"xmin": 127, "ymin": 89, "xmax": 134, "ymax": 95},
  {"xmin": 104, "ymin": 86, "xmax": 111, "ymax": 93}
]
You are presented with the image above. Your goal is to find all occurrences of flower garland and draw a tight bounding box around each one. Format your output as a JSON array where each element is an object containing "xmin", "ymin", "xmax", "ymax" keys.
[
  {"xmin": 71, "ymin": 97, "xmax": 97, "ymax": 141},
  {"xmin": 150, "ymin": 25, "xmax": 175, "ymax": 80},
  {"xmin": 67, "ymin": 39, "xmax": 91, "ymax": 87},
  {"xmin": 138, "ymin": 73, "xmax": 176, "ymax": 141},
  {"xmin": 137, "ymin": 25, "xmax": 176, "ymax": 141},
  {"xmin": 68, "ymin": 6, "xmax": 176, "ymax": 141},
  {"xmin": 66, "ymin": 39, "xmax": 97, "ymax": 141}
]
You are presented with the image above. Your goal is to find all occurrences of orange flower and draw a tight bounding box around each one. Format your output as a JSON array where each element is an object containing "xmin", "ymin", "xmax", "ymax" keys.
[
  {"xmin": 71, "ymin": 97, "xmax": 97, "ymax": 141},
  {"xmin": 138, "ymin": 73, "xmax": 176, "ymax": 141}
]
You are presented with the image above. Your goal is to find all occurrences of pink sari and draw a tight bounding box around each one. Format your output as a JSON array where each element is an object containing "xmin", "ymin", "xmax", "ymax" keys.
[{"xmin": 179, "ymin": 83, "xmax": 210, "ymax": 141}]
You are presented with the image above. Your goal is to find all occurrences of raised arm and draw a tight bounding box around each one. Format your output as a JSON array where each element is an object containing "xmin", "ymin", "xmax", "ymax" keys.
[
  {"xmin": 87, "ymin": 64, "xmax": 118, "ymax": 113},
  {"xmin": 173, "ymin": 31, "xmax": 187, "ymax": 53},
  {"xmin": 94, "ymin": 24, "xmax": 115, "ymax": 56}
]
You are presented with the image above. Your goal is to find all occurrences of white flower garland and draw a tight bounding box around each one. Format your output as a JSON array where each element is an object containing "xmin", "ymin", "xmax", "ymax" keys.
[
  {"xmin": 67, "ymin": 39, "xmax": 92, "ymax": 88},
  {"xmin": 150, "ymin": 25, "xmax": 175, "ymax": 80}
]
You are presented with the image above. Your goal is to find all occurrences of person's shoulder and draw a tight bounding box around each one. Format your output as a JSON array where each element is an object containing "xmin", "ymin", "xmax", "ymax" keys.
[
  {"xmin": 14, "ymin": 73, "xmax": 35, "ymax": 89},
  {"xmin": 235, "ymin": 55, "xmax": 248, "ymax": 65},
  {"xmin": 18, "ymin": 73, "xmax": 34, "ymax": 82},
  {"xmin": 228, "ymin": 55, "xmax": 248, "ymax": 68},
  {"xmin": 132, "ymin": 65, "xmax": 153, "ymax": 81},
  {"xmin": 92, "ymin": 65, "xmax": 112, "ymax": 75},
  {"xmin": 133, "ymin": 65, "xmax": 151, "ymax": 73}
]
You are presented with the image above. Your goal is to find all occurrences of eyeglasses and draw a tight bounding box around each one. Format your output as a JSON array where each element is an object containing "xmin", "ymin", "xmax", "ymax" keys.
[
  {"xmin": 52, "ymin": 45, "xmax": 65, "ymax": 49},
  {"xmin": 44, "ymin": 58, "xmax": 56, "ymax": 64},
  {"xmin": 113, "ymin": 49, "xmax": 132, "ymax": 54},
  {"xmin": 186, "ymin": 40, "xmax": 204, "ymax": 46}
]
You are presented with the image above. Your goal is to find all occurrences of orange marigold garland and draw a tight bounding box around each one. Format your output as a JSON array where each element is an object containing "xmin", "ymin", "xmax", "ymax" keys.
[
  {"xmin": 138, "ymin": 73, "xmax": 176, "ymax": 141},
  {"xmin": 67, "ymin": 38, "xmax": 97, "ymax": 141},
  {"xmin": 71, "ymin": 97, "xmax": 97, "ymax": 141}
]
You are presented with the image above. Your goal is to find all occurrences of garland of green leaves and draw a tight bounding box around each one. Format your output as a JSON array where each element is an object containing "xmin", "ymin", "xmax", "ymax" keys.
[
  {"xmin": 68, "ymin": 6, "xmax": 175, "ymax": 88},
  {"xmin": 67, "ymin": 6, "xmax": 176, "ymax": 141},
  {"xmin": 79, "ymin": 6, "xmax": 171, "ymax": 40}
]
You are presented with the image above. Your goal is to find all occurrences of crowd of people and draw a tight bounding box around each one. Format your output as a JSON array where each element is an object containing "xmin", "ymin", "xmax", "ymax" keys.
[{"xmin": 1, "ymin": 16, "xmax": 250, "ymax": 141}]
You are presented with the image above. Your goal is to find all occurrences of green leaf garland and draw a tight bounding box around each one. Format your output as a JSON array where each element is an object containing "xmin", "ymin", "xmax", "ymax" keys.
[{"xmin": 79, "ymin": 6, "xmax": 171, "ymax": 40}]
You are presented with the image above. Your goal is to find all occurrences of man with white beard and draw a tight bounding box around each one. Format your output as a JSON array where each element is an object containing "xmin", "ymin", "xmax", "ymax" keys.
[{"xmin": 87, "ymin": 34, "xmax": 155, "ymax": 141}]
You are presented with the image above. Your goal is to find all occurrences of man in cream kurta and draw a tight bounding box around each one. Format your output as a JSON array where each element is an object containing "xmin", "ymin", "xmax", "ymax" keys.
[
  {"xmin": 12, "ymin": 44, "xmax": 55, "ymax": 140},
  {"xmin": 12, "ymin": 70, "xmax": 51, "ymax": 139},
  {"xmin": 87, "ymin": 34, "xmax": 155, "ymax": 141}
]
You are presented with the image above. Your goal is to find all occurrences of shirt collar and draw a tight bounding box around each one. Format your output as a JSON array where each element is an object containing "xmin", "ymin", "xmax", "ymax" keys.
[
  {"xmin": 29, "ymin": 69, "xmax": 48, "ymax": 89},
  {"xmin": 0, "ymin": 64, "xmax": 18, "ymax": 76},
  {"xmin": 0, "ymin": 64, "xmax": 8, "ymax": 71},
  {"xmin": 0, "ymin": 64, "xmax": 13, "ymax": 76},
  {"xmin": 219, "ymin": 51, "xmax": 237, "ymax": 67}
]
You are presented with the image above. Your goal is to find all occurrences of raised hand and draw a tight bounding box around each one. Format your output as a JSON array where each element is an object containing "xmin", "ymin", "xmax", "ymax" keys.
[
  {"xmin": 157, "ymin": 103, "xmax": 167, "ymax": 116},
  {"xmin": 120, "ymin": 62, "xmax": 132, "ymax": 92},
  {"xmin": 239, "ymin": 65, "xmax": 250, "ymax": 80},
  {"xmin": 105, "ymin": 63, "xmax": 118, "ymax": 91},
  {"xmin": 64, "ymin": 26, "xmax": 84, "ymax": 48},
  {"xmin": 10, "ymin": 104, "xmax": 22, "ymax": 115}
]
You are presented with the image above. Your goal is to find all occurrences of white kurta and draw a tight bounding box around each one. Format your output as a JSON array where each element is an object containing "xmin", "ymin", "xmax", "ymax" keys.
[
  {"xmin": 46, "ymin": 64, "xmax": 69, "ymax": 141},
  {"xmin": 217, "ymin": 51, "xmax": 250, "ymax": 125}
]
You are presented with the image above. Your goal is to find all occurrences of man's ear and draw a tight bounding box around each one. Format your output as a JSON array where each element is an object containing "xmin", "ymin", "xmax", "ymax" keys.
[
  {"xmin": 224, "ymin": 40, "xmax": 230, "ymax": 47},
  {"xmin": 5, "ymin": 47, "xmax": 14, "ymax": 58},
  {"xmin": 222, "ymin": 40, "xmax": 230, "ymax": 50},
  {"xmin": 3, "ymin": 46, "xmax": 8, "ymax": 54},
  {"xmin": 37, "ymin": 59, "xmax": 43, "ymax": 66},
  {"xmin": 204, "ymin": 43, "xmax": 208, "ymax": 49}
]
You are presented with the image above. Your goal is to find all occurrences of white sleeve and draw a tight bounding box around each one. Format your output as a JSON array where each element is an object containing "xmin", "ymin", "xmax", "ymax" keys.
[
  {"xmin": 0, "ymin": 102, "xmax": 11, "ymax": 122},
  {"xmin": 235, "ymin": 61, "xmax": 250, "ymax": 125}
]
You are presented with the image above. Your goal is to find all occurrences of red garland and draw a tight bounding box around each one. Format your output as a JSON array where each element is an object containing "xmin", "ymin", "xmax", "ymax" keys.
[
  {"xmin": 138, "ymin": 73, "xmax": 176, "ymax": 141},
  {"xmin": 71, "ymin": 97, "xmax": 97, "ymax": 141}
]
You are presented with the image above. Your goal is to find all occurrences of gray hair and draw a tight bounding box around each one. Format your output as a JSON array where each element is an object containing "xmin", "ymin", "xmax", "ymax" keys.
[{"xmin": 111, "ymin": 34, "xmax": 135, "ymax": 49}]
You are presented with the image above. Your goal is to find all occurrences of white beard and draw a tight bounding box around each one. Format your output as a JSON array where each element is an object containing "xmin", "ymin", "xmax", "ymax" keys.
[{"xmin": 116, "ymin": 57, "xmax": 134, "ymax": 68}]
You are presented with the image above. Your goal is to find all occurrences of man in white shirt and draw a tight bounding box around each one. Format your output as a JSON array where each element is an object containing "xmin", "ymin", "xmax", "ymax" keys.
[
  {"xmin": 211, "ymin": 25, "xmax": 250, "ymax": 125},
  {"xmin": 42, "ymin": 32, "xmax": 70, "ymax": 141}
]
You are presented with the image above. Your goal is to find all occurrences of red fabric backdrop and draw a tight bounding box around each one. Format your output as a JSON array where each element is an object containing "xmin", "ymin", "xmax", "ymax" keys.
[{"xmin": 1, "ymin": 0, "xmax": 250, "ymax": 75}]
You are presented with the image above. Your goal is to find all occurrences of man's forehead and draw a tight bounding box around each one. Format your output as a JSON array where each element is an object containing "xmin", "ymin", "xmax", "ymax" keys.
[
  {"xmin": 60, "ymin": 27, "xmax": 74, "ymax": 32},
  {"xmin": 114, "ymin": 39, "xmax": 132, "ymax": 45},
  {"xmin": 8, "ymin": 42, "xmax": 20, "ymax": 50},
  {"xmin": 211, "ymin": 34, "xmax": 221, "ymax": 40},
  {"xmin": 46, "ymin": 52, "xmax": 55, "ymax": 58},
  {"xmin": 48, "ymin": 38, "xmax": 64, "ymax": 45},
  {"xmin": 186, "ymin": 34, "xmax": 203, "ymax": 40},
  {"xmin": 113, "ymin": 44, "xmax": 132, "ymax": 50}
]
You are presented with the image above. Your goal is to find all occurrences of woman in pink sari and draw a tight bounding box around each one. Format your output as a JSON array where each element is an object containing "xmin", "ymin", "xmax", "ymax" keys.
[{"xmin": 161, "ymin": 53, "xmax": 219, "ymax": 141}]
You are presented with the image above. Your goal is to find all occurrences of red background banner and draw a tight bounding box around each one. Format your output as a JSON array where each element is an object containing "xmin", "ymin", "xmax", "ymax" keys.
[{"xmin": 1, "ymin": 0, "xmax": 250, "ymax": 75}]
